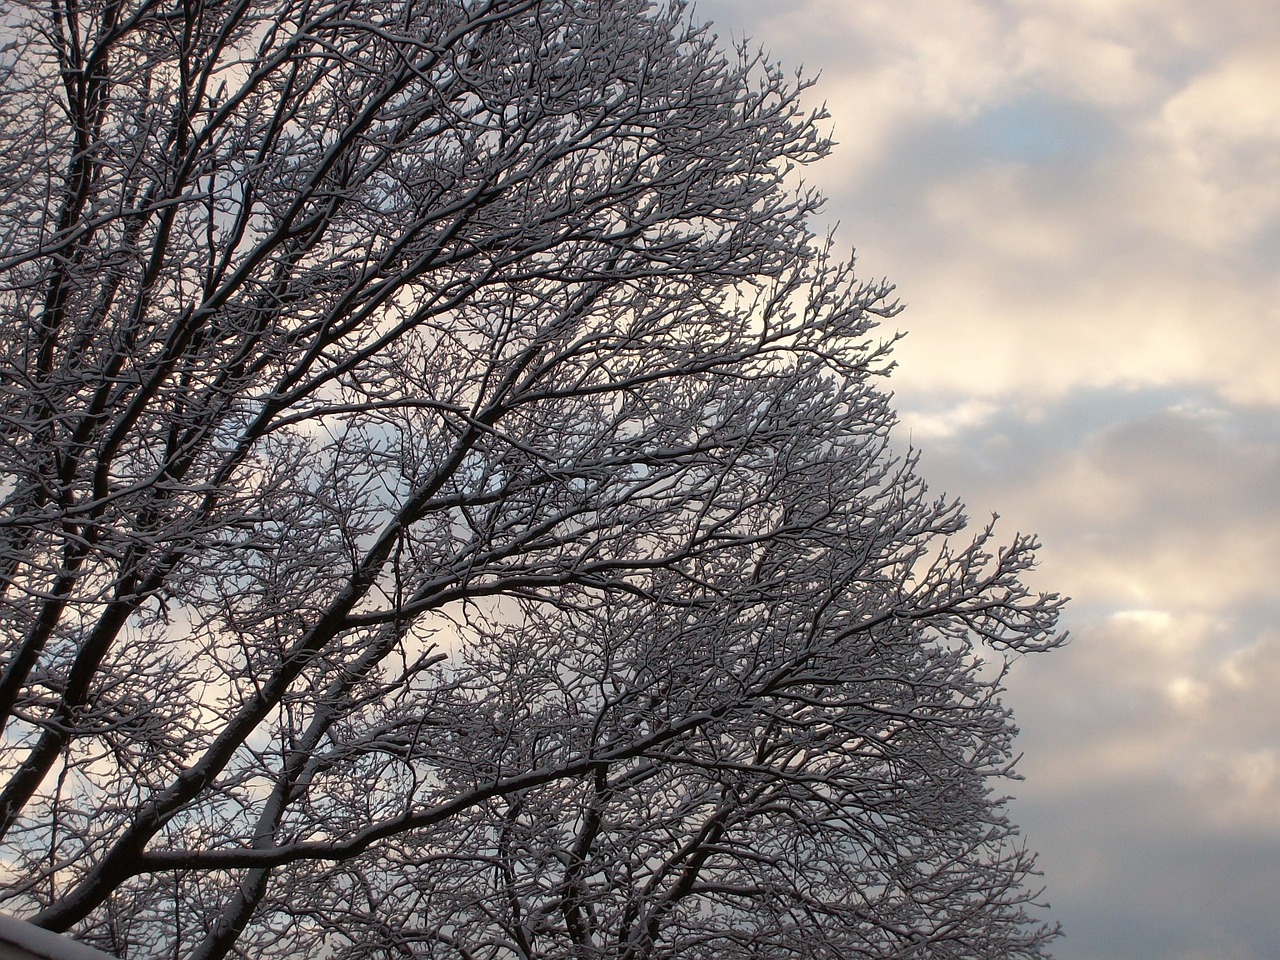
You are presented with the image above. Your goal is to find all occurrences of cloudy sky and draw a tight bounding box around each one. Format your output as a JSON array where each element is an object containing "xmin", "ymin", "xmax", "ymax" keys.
[{"xmin": 699, "ymin": 1, "xmax": 1280, "ymax": 958}]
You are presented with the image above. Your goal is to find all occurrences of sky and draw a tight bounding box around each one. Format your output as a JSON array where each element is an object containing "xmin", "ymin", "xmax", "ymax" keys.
[{"xmin": 698, "ymin": 2, "xmax": 1280, "ymax": 958}]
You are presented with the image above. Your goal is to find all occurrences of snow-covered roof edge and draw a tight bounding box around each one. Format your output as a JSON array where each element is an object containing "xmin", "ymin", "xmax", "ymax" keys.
[{"xmin": 0, "ymin": 915, "xmax": 117, "ymax": 960}]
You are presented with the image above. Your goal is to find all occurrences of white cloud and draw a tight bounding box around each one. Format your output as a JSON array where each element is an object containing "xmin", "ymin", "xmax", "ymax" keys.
[
  {"xmin": 896, "ymin": 397, "xmax": 996, "ymax": 440},
  {"xmin": 916, "ymin": 400, "xmax": 1280, "ymax": 613},
  {"xmin": 1163, "ymin": 50, "xmax": 1280, "ymax": 158},
  {"xmin": 703, "ymin": 0, "xmax": 1280, "ymax": 406},
  {"xmin": 1154, "ymin": 48, "xmax": 1280, "ymax": 245},
  {"xmin": 1009, "ymin": 3, "xmax": 1157, "ymax": 107}
]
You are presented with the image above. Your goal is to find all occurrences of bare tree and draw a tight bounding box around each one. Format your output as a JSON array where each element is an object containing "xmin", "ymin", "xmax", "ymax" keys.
[{"xmin": 0, "ymin": 0, "xmax": 1064, "ymax": 957}]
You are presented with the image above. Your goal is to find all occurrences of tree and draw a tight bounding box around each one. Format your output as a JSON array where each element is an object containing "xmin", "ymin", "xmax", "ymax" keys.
[{"xmin": 0, "ymin": 0, "xmax": 1064, "ymax": 956}]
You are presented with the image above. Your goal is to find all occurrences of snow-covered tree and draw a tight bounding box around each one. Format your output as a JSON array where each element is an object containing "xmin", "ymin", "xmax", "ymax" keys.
[{"xmin": 0, "ymin": 0, "xmax": 1063, "ymax": 956}]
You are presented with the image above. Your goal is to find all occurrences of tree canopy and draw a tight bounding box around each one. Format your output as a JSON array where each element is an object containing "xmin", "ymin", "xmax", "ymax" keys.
[{"xmin": 0, "ymin": 0, "xmax": 1063, "ymax": 956}]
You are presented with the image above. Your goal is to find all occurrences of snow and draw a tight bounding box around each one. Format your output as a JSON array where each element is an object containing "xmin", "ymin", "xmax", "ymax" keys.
[{"xmin": 0, "ymin": 915, "xmax": 117, "ymax": 960}]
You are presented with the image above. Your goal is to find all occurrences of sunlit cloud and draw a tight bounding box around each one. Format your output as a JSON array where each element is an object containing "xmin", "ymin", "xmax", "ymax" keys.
[
  {"xmin": 896, "ymin": 398, "xmax": 997, "ymax": 440},
  {"xmin": 705, "ymin": 0, "xmax": 1280, "ymax": 405}
]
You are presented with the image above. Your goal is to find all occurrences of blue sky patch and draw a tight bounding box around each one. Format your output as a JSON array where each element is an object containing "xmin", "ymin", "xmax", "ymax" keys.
[{"xmin": 968, "ymin": 96, "xmax": 1113, "ymax": 163}]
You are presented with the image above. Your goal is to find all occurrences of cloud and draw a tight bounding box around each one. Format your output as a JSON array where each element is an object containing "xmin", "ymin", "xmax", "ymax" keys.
[
  {"xmin": 892, "ymin": 391, "xmax": 1280, "ymax": 946},
  {"xmin": 901, "ymin": 393, "xmax": 1280, "ymax": 614},
  {"xmin": 704, "ymin": 0, "xmax": 1280, "ymax": 406},
  {"xmin": 704, "ymin": 0, "xmax": 1025, "ymax": 180},
  {"xmin": 855, "ymin": 128, "xmax": 1280, "ymax": 403},
  {"xmin": 1154, "ymin": 48, "xmax": 1280, "ymax": 245},
  {"xmin": 694, "ymin": 4, "xmax": 1280, "ymax": 958},
  {"xmin": 1008, "ymin": 626, "xmax": 1280, "ymax": 960},
  {"xmin": 1007, "ymin": 0, "xmax": 1160, "ymax": 107},
  {"xmin": 1037, "ymin": 406, "xmax": 1280, "ymax": 610},
  {"xmin": 897, "ymin": 397, "xmax": 998, "ymax": 440}
]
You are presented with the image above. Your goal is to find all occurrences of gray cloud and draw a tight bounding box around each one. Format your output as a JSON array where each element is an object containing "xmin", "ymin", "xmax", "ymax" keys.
[{"xmin": 907, "ymin": 393, "xmax": 1280, "ymax": 959}]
